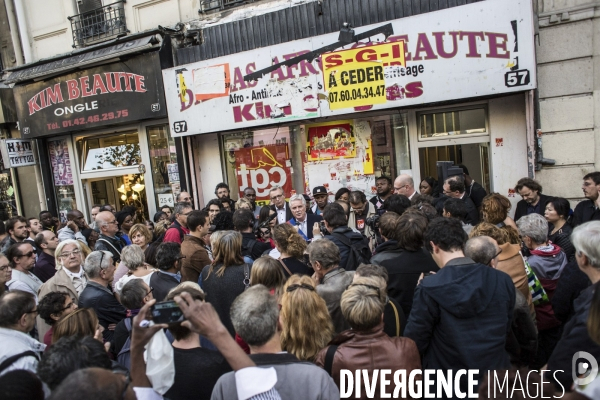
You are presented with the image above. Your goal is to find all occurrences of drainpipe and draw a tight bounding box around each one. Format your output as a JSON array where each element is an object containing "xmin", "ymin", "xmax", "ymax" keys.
[
  {"xmin": 12, "ymin": 0, "xmax": 33, "ymax": 63},
  {"xmin": 4, "ymin": 0, "xmax": 25, "ymax": 65},
  {"xmin": 533, "ymin": 88, "xmax": 555, "ymax": 172}
]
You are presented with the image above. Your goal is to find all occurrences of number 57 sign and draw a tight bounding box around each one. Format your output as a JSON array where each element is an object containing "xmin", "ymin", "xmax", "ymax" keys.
[{"xmin": 505, "ymin": 69, "xmax": 530, "ymax": 87}]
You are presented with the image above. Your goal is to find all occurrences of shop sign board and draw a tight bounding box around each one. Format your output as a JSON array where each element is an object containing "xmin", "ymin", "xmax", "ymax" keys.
[
  {"xmin": 163, "ymin": 0, "xmax": 535, "ymax": 137},
  {"xmin": 0, "ymin": 139, "xmax": 37, "ymax": 167},
  {"xmin": 13, "ymin": 52, "xmax": 167, "ymax": 138},
  {"xmin": 235, "ymin": 144, "xmax": 292, "ymax": 201}
]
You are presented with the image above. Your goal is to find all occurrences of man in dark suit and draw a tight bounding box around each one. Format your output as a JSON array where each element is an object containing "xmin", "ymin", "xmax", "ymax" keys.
[
  {"xmin": 459, "ymin": 164, "xmax": 487, "ymax": 209},
  {"xmin": 572, "ymin": 171, "xmax": 600, "ymax": 227},
  {"xmin": 442, "ymin": 175, "xmax": 479, "ymax": 225},
  {"xmin": 149, "ymin": 242, "xmax": 182, "ymax": 302},
  {"xmin": 287, "ymin": 194, "xmax": 322, "ymax": 241},
  {"xmin": 513, "ymin": 178, "xmax": 554, "ymax": 222},
  {"xmin": 269, "ymin": 185, "xmax": 293, "ymax": 224}
]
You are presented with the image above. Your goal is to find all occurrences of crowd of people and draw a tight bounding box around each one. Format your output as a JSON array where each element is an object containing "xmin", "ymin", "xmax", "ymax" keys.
[{"xmin": 0, "ymin": 169, "xmax": 599, "ymax": 400}]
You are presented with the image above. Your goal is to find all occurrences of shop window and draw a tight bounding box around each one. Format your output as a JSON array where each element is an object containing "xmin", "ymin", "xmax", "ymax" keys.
[
  {"xmin": 419, "ymin": 108, "xmax": 487, "ymax": 139},
  {"xmin": 48, "ymin": 139, "xmax": 78, "ymax": 222},
  {"xmin": 147, "ymin": 124, "xmax": 178, "ymax": 210},
  {"xmin": 77, "ymin": 131, "xmax": 141, "ymax": 172}
]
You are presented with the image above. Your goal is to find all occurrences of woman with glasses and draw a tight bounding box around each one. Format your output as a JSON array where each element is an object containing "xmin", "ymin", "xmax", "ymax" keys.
[
  {"xmin": 38, "ymin": 292, "xmax": 78, "ymax": 347},
  {"xmin": 280, "ymin": 275, "xmax": 334, "ymax": 361},
  {"xmin": 199, "ymin": 231, "xmax": 248, "ymax": 336},
  {"xmin": 37, "ymin": 239, "xmax": 88, "ymax": 342},
  {"xmin": 113, "ymin": 245, "xmax": 155, "ymax": 296},
  {"xmin": 315, "ymin": 276, "xmax": 421, "ymax": 390}
]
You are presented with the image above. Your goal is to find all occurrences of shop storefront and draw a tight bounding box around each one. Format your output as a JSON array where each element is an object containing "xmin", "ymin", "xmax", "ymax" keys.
[
  {"xmin": 163, "ymin": 0, "xmax": 536, "ymax": 211},
  {"xmin": 8, "ymin": 35, "xmax": 182, "ymax": 223}
]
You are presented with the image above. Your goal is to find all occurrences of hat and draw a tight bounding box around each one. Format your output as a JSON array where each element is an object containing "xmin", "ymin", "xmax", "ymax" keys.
[{"xmin": 313, "ymin": 186, "xmax": 327, "ymax": 196}]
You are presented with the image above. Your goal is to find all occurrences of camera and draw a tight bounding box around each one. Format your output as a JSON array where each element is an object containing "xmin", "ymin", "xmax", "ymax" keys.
[
  {"xmin": 151, "ymin": 300, "xmax": 184, "ymax": 324},
  {"xmin": 366, "ymin": 215, "xmax": 380, "ymax": 230},
  {"xmin": 319, "ymin": 221, "xmax": 328, "ymax": 236}
]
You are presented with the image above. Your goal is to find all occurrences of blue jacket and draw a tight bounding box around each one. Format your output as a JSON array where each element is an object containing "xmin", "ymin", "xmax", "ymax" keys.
[{"xmin": 404, "ymin": 257, "xmax": 515, "ymax": 394}]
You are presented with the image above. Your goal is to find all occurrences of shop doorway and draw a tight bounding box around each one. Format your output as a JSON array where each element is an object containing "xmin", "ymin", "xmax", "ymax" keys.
[
  {"xmin": 83, "ymin": 173, "xmax": 149, "ymax": 222},
  {"xmin": 418, "ymin": 143, "xmax": 491, "ymax": 193}
]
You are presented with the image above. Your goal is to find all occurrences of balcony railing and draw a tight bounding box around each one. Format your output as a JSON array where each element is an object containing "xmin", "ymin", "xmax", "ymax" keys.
[
  {"xmin": 68, "ymin": 1, "xmax": 128, "ymax": 48},
  {"xmin": 199, "ymin": 0, "xmax": 256, "ymax": 13}
]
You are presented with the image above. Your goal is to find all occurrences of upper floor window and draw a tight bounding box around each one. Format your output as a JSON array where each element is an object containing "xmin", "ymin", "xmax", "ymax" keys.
[{"xmin": 419, "ymin": 108, "xmax": 487, "ymax": 139}]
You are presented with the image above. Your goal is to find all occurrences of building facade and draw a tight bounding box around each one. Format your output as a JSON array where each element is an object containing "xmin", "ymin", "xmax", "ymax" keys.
[
  {"xmin": 164, "ymin": 0, "xmax": 536, "ymax": 213},
  {"xmin": 1, "ymin": 0, "xmax": 196, "ymax": 223},
  {"xmin": 535, "ymin": 0, "xmax": 600, "ymax": 206}
]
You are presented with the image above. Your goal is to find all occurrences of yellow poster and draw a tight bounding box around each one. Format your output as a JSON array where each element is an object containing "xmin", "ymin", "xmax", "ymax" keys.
[{"xmin": 323, "ymin": 42, "xmax": 405, "ymax": 110}]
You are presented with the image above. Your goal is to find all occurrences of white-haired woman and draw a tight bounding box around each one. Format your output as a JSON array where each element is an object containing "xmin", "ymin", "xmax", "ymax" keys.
[
  {"xmin": 517, "ymin": 213, "xmax": 567, "ymax": 368},
  {"xmin": 113, "ymin": 244, "xmax": 155, "ymax": 295},
  {"xmin": 37, "ymin": 239, "xmax": 88, "ymax": 340}
]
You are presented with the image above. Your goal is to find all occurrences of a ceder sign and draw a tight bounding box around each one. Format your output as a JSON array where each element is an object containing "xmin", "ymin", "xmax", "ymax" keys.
[
  {"xmin": 13, "ymin": 52, "xmax": 167, "ymax": 138},
  {"xmin": 163, "ymin": 0, "xmax": 535, "ymax": 137}
]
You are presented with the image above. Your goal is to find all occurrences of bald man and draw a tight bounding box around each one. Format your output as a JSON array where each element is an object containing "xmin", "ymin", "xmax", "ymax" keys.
[
  {"xmin": 464, "ymin": 236, "xmax": 501, "ymax": 268},
  {"xmin": 94, "ymin": 211, "xmax": 123, "ymax": 263},
  {"xmin": 57, "ymin": 210, "xmax": 88, "ymax": 246},
  {"xmin": 393, "ymin": 174, "xmax": 418, "ymax": 200}
]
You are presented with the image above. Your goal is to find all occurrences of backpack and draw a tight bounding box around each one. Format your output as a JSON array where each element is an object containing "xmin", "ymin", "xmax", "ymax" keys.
[
  {"xmin": 117, "ymin": 318, "xmax": 133, "ymax": 370},
  {"xmin": 241, "ymin": 238, "xmax": 258, "ymax": 261},
  {"xmin": 331, "ymin": 232, "xmax": 371, "ymax": 271}
]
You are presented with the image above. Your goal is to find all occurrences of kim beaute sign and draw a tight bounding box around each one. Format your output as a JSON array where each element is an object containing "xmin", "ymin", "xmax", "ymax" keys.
[
  {"xmin": 163, "ymin": 0, "xmax": 536, "ymax": 137},
  {"xmin": 12, "ymin": 52, "xmax": 167, "ymax": 138}
]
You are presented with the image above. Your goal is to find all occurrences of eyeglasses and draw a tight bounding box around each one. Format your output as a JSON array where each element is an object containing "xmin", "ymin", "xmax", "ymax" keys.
[
  {"xmin": 286, "ymin": 283, "xmax": 315, "ymax": 292},
  {"xmin": 487, "ymin": 249, "xmax": 503, "ymax": 265},
  {"xmin": 59, "ymin": 298, "xmax": 76, "ymax": 312},
  {"xmin": 108, "ymin": 220, "xmax": 118, "ymax": 225},
  {"xmin": 146, "ymin": 287, "xmax": 154, "ymax": 297},
  {"xmin": 18, "ymin": 251, "xmax": 35, "ymax": 259},
  {"xmin": 270, "ymin": 194, "xmax": 283, "ymax": 201},
  {"xmin": 25, "ymin": 308, "xmax": 39, "ymax": 315},
  {"xmin": 60, "ymin": 249, "xmax": 81, "ymax": 258},
  {"xmin": 0, "ymin": 265, "xmax": 10, "ymax": 271},
  {"xmin": 181, "ymin": 211, "xmax": 192, "ymax": 216}
]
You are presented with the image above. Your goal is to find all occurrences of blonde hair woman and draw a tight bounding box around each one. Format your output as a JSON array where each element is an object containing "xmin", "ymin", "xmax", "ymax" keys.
[
  {"xmin": 315, "ymin": 276, "xmax": 421, "ymax": 389},
  {"xmin": 250, "ymin": 256, "xmax": 286, "ymax": 296},
  {"xmin": 235, "ymin": 197, "xmax": 253, "ymax": 210},
  {"xmin": 199, "ymin": 230, "xmax": 248, "ymax": 336},
  {"xmin": 273, "ymin": 224, "xmax": 312, "ymax": 277},
  {"xmin": 280, "ymin": 275, "xmax": 334, "ymax": 361}
]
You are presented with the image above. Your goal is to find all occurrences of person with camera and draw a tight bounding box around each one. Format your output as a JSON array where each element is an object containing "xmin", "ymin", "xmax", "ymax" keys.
[
  {"xmin": 347, "ymin": 191, "xmax": 377, "ymax": 239},
  {"xmin": 320, "ymin": 203, "xmax": 370, "ymax": 271},
  {"xmin": 233, "ymin": 209, "xmax": 271, "ymax": 262}
]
